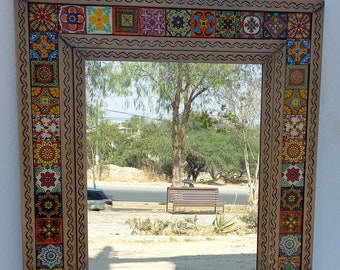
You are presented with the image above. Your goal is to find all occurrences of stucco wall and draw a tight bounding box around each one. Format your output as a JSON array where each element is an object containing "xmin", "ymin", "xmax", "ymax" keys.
[
  {"xmin": 0, "ymin": 0, "xmax": 339, "ymax": 269},
  {"xmin": 313, "ymin": 0, "xmax": 340, "ymax": 268}
]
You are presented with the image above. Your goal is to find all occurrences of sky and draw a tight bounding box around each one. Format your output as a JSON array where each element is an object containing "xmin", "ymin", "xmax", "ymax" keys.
[{"xmin": 104, "ymin": 95, "xmax": 168, "ymax": 123}]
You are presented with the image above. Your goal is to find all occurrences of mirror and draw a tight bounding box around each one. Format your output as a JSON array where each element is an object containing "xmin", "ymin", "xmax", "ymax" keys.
[
  {"xmin": 15, "ymin": 1, "xmax": 324, "ymax": 269},
  {"xmin": 86, "ymin": 61, "xmax": 261, "ymax": 269}
]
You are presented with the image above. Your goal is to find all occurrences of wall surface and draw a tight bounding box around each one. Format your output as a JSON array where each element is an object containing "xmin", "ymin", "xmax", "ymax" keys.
[
  {"xmin": 0, "ymin": 0, "xmax": 23, "ymax": 269},
  {"xmin": 0, "ymin": 0, "xmax": 338, "ymax": 269},
  {"xmin": 313, "ymin": 0, "xmax": 340, "ymax": 268}
]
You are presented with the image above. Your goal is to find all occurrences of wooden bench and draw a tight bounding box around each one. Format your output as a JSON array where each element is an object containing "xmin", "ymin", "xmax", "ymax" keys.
[{"xmin": 166, "ymin": 187, "xmax": 224, "ymax": 213}]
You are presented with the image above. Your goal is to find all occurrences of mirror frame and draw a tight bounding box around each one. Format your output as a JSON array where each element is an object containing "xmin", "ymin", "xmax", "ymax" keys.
[{"xmin": 15, "ymin": 0, "xmax": 324, "ymax": 269}]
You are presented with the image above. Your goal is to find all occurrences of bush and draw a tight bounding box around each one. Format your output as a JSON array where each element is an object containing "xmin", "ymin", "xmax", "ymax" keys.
[
  {"xmin": 239, "ymin": 209, "xmax": 258, "ymax": 228},
  {"xmin": 125, "ymin": 216, "xmax": 198, "ymax": 235}
]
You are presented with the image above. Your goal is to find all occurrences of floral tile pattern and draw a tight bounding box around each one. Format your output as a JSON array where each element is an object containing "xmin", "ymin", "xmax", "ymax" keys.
[
  {"xmin": 280, "ymin": 210, "xmax": 303, "ymax": 234},
  {"xmin": 86, "ymin": 6, "xmax": 113, "ymax": 34},
  {"xmin": 282, "ymin": 139, "xmax": 306, "ymax": 163},
  {"xmin": 35, "ymin": 192, "xmax": 62, "ymax": 218},
  {"xmin": 30, "ymin": 33, "xmax": 58, "ymax": 61},
  {"xmin": 285, "ymin": 65, "xmax": 309, "ymax": 90},
  {"xmin": 240, "ymin": 12, "xmax": 264, "ymax": 38},
  {"xmin": 166, "ymin": 9, "xmax": 191, "ymax": 37},
  {"xmin": 279, "ymin": 235, "xmax": 302, "ymax": 257},
  {"xmin": 36, "ymin": 218, "xmax": 62, "ymax": 244},
  {"xmin": 215, "ymin": 11, "xmax": 240, "ymax": 38},
  {"xmin": 263, "ymin": 12, "xmax": 287, "ymax": 39},
  {"xmin": 31, "ymin": 61, "xmax": 59, "ymax": 87},
  {"xmin": 279, "ymin": 256, "xmax": 301, "ymax": 270},
  {"xmin": 114, "ymin": 7, "xmax": 139, "ymax": 35},
  {"xmin": 283, "ymin": 115, "xmax": 306, "ymax": 140},
  {"xmin": 191, "ymin": 10, "xmax": 216, "ymax": 37},
  {"xmin": 32, "ymin": 115, "xmax": 60, "ymax": 142},
  {"xmin": 31, "ymin": 87, "xmax": 59, "ymax": 115},
  {"xmin": 282, "ymin": 163, "xmax": 304, "ymax": 187},
  {"xmin": 281, "ymin": 186, "xmax": 304, "ymax": 211},
  {"xmin": 35, "ymin": 166, "xmax": 61, "ymax": 193},
  {"xmin": 283, "ymin": 90, "xmax": 308, "ymax": 115},
  {"xmin": 140, "ymin": 8, "xmax": 165, "ymax": 36},
  {"xmin": 287, "ymin": 39, "xmax": 310, "ymax": 65},
  {"xmin": 287, "ymin": 13, "xmax": 311, "ymax": 40},
  {"xmin": 33, "ymin": 141, "xmax": 61, "ymax": 167},
  {"xmin": 59, "ymin": 5, "xmax": 86, "ymax": 34},
  {"xmin": 29, "ymin": 3, "xmax": 59, "ymax": 33},
  {"xmin": 37, "ymin": 244, "xmax": 63, "ymax": 268}
]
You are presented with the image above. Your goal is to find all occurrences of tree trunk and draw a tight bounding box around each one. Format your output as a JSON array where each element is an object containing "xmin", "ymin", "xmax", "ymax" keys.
[
  {"xmin": 171, "ymin": 73, "xmax": 182, "ymax": 187},
  {"xmin": 251, "ymin": 152, "xmax": 260, "ymax": 209},
  {"xmin": 90, "ymin": 147, "xmax": 96, "ymax": 189},
  {"xmin": 241, "ymin": 127, "xmax": 254, "ymax": 206},
  {"xmin": 172, "ymin": 138, "xmax": 182, "ymax": 186}
]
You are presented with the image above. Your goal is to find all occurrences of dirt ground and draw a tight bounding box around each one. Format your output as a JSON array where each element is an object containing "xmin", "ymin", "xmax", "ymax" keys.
[{"xmin": 88, "ymin": 202, "xmax": 257, "ymax": 270}]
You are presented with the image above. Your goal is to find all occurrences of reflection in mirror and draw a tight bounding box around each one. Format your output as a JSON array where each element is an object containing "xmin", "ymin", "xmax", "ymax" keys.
[{"xmin": 86, "ymin": 61, "xmax": 261, "ymax": 269}]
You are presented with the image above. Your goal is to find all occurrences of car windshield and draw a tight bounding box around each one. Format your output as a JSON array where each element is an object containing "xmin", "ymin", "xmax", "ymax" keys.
[{"xmin": 88, "ymin": 190, "xmax": 108, "ymax": 200}]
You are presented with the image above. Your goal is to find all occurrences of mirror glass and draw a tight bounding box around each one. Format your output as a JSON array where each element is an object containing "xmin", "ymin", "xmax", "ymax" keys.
[{"xmin": 86, "ymin": 61, "xmax": 261, "ymax": 269}]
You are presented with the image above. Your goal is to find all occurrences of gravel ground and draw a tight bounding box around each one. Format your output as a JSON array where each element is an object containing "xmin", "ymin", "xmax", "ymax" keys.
[{"xmin": 88, "ymin": 202, "xmax": 257, "ymax": 270}]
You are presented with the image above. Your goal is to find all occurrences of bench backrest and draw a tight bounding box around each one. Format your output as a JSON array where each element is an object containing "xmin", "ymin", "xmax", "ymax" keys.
[{"xmin": 167, "ymin": 187, "xmax": 220, "ymax": 202}]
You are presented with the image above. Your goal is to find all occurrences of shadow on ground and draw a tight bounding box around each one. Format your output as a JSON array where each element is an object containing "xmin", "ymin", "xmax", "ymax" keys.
[{"xmin": 89, "ymin": 245, "xmax": 256, "ymax": 270}]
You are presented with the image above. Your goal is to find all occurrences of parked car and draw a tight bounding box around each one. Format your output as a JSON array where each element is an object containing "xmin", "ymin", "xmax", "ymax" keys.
[{"xmin": 87, "ymin": 188, "xmax": 112, "ymax": 211}]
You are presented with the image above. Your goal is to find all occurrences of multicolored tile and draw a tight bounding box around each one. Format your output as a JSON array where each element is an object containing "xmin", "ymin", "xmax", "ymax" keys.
[
  {"xmin": 282, "ymin": 163, "xmax": 304, "ymax": 187},
  {"xmin": 59, "ymin": 5, "xmax": 86, "ymax": 34},
  {"xmin": 240, "ymin": 12, "xmax": 264, "ymax": 38},
  {"xmin": 287, "ymin": 39, "xmax": 310, "ymax": 65},
  {"xmin": 191, "ymin": 10, "xmax": 216, "ymax": 37},
  {"xmin": 31, "ymin": 61, "xmax": 58, "ymax": 87},
  {"xmin": 284, "ymin": 89, "xmax": 308, "ymax": 115},
  {"xmin": 279, "ymin": 235, "xmax": 302, "ymax": 257},
  {"xmin": 114, "ymin": 7, "xmax": 139, "ymax": 35},
  {"xmin": 30, "ymin": 33, "xmax": 58, "ymax": 61},
  {"xmin": 282, "ymin": 139, "xmax": 306, "ymax": 163},
  {"xmin": 279, "ymin": 256, "xmax": 301, "ymax": 270},
  {"xmin": 285, "ymin": 65, "xmax": 309, "ymax": 90},
  {"xmin": 31, "ymin": 87, "xmax": 59, "ymax": 115},
  {"xmin": 281, "ymin": 186, "xmax": 304, "ymax": 211},
  {"xmin": 37, "ymin": 244, "xmax": 63, "ymax": 268},
  {"xmin": 33, "ymin": 141, "xmax": 61, "ymax": 167},
  {"xmin": 32, "ymin": 115, "xmax": 60, "ymax": 142},
  {"xmin": 166, "ymin": 9, "xmax": 191, "ymax": 37},
  {"xmin": 86, "ymin": 6, "xmax": 113, "ymax": 34},
  {"xmin": 35, "ymin": 166, "xmax": 61, "ymax": 193},
  {"xmin": 216, "ymin": 11, "xmax": 240, "ymax": 38},
  {"xmin": 35, "ymin": 192, "xmax": 62, "ymax": 218},
  {"xmin": 264, "ymin": 12, "xmax": 287, "ymax": 39},
  {"xmin": 283, "ymin": 115, "xmax": 306, "ymax": 140},
  {"xmin": 140, "ymin": 8, "xmax": 165, "ymax": 36},
  {"xmin": 29, "ymin": 3, "xmax": 59, "ymax": 33},
  {"xmin": 280, "ymin": 210, "xmax": 303, "ymax": 234},
  {"xmin": 36, "ymin": 218, "xmax": 62, "ymax": 244},
  {"xmin": 287, "ymin": 13, "xmax": 311, "ymax": 40}
]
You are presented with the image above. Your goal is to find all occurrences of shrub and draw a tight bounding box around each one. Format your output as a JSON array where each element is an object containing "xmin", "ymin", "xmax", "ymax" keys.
[
  {"xmin": 125, "ymin": 216, "xmax": 197, "ymax": 235},
  {"xmin": 212, "ymin": 214, "xmax": 237, "ymax": 234},
  {"xmin": 239, "ymin": 209, "xmax": 258, "ymax": 228}
]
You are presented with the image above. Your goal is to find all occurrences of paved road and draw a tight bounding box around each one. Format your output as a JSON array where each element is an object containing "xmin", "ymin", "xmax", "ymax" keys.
[{"xmin": 96, "ymin": 182, "xmax": 249, "ymax": 205}]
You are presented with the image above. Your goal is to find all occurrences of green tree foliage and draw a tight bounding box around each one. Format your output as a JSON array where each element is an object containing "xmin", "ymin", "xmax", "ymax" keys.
[
  {"xmin": 108, "ymin": 61, "xmax": 235, "ymax": 186},
  {"xmin": 85, "ymin": 61, "xmax": 261, "ymax": 208},
  {"xmin": 139, "ymin": 120, "xmax": 173, "ymax": 178},
  {"xmin": 86, "ymin": 61, "xmax": 116, "ymax": 187},
  {"xmin": 86, "ymin": 104, "xmax": 120, "ymax": 187},
  {"xmin": 184, "ymin": 129, "xmax": 244, "ymax": 182},
  {"xmin": 217, "ymin": 64, "xmax": 262, "ymax": 206}
]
